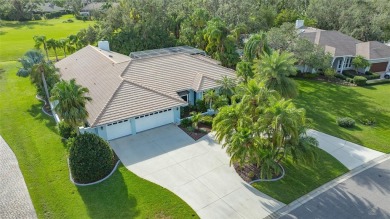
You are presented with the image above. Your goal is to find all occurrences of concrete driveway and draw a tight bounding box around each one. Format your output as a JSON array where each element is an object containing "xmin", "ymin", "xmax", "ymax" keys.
[{"xmin": 110, "ymin": 125, "xmax": 285, "ymax": 219}]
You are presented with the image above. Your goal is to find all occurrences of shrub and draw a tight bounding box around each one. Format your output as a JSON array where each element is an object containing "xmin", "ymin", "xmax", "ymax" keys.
[
  {"xmin": 69, "ymin": 133, "xmax": 114, "ymax": 183},
  {"xmin": 335, "ymin": 74, "xmax": 347, "ymax": 80},
  {"xmin": 180, "ymin": 118, "xmax": 192, "ymax": 127},
  {"xmin": 342, "ymin": 70, "xmax": 355, "ymax": 78},
  {"xmin": 366, "ymin": 79, "xmax": 390, "ymax": 86},
  {"xmin": 324, "ymin": 68, "xmax": 335, "ymax": 79},
  {"xmin": 186, "ymin": 126, "xmax": 195, "ymax": 132},
  {"xmin": 365, "ymin": 73, "xmax": 380, "ymax": 80},
  {"xmin": 346, "ymin": 77, "xmax": 354, "ymax": 83},
  {"xmin": 353, "ymin": 76, "xmax": 367, "ymax": 86},
  {"xmin": 32, "ymin": 14, "xmax": 42, "ymax": 20},
  {"xmin": 337, "ymin": 117, "xmax": 355, "ymax": 128},
  {"xmin": 200, "ymin": 115, "xmax": 213, "ymax": 127},
  {"xmin": 365, "ymin": 71, "xmax": 373, "ymax": 75},
  {"xmin": 57, "ymin": 121, "xmax": 76, "ymax": 139},
  {"xmin": 359, "ymin": 116, "xmax": 376, "ymax": 126},
  {"xmin": 195, "ymin": 99, "xmax": 207, "ymax": 112}
]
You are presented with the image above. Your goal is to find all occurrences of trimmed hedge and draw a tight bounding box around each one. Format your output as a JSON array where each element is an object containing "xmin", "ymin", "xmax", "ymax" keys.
[
  {"xmin": 366, "ymin": 79, "xmax": 390, "ymax": 86},
  {"xmin": 200, "ymin": 115, "xmax": 213, "ymax": 127},
  {"xmin": 335, "ymin": 74, "xmax": 347, "ymax": 80},
  {"xmin": 69, "ymin": 133, "xmax": 115, "ymax": 184},
  {"xmin": 337, "ymin": 117, "xmax": 355, "ymax": 128},
  {"xmin": 180, "ymin": 118, "xmax": 192, "ymax": 127},
  {"xmin": 353, "ymin": 76, "xmax": 367, "ymax": 86}
]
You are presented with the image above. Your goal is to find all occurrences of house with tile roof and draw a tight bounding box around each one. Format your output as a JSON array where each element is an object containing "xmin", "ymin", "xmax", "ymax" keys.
[
  {"xmin": 54, "ymin": 42, "xmax": 236, "ymax": 140},
  {"xmin": 296, "ymin": 20, "xmax": 390, "ymax": 73}
]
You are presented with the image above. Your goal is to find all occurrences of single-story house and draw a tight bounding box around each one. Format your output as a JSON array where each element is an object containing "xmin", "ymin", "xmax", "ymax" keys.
[
  {"xmin": 54, "ymin": 42, "xmax": 236, "ymax": 140},
  {"xmin": 80, "ymin": 2, "xmax": 119, "ymax": 16},
  {"xmin": 296, "ymin": 20, "xmax": 390, "ymax": 73},
  {"xmin": 34, "ymin": 3, "xmax": 65, "ymax": 14}
]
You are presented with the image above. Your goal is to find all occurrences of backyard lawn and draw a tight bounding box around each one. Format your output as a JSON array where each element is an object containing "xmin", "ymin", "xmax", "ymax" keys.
[
  {"xmin": 0, "ymin": 62, "xmax": 197, "ymax": 218},
  {"xmin": 0, "ymin": 15, "xmax": 95, "ymax": 62},
  {"xmin": 294, "ymin": 79, "xmax": 390, "ymax": 153}
]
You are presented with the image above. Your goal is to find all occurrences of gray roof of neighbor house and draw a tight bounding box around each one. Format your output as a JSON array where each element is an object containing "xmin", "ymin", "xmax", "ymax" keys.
[
  {"xmin": 356, "ymin": 41, "xmax": 390, "ymax": 60},
  {"xmin": 55, "ymin": 45, "xmax": 236, "ymax": 127},
  {"xmin": 299, "ymin": 29, "xmax": 390, "ymax": 59},
  {"xmin": 81, "ymin": 2, "xmax": 119, "ymax": 11},
  {"xmin": 35, "ymin": 3, "xmax": 65, "ymax": 13}
]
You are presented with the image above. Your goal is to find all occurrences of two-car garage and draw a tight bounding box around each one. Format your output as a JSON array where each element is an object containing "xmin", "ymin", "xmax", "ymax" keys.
[{"xmin": 105, "ymin": 108, "xmax": 175, "ymax": 140}]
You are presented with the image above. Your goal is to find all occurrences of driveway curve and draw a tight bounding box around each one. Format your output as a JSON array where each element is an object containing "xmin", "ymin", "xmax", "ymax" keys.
[{"xmin": 110, "ymin": 125, "xmax": 285, "ymax": 219}]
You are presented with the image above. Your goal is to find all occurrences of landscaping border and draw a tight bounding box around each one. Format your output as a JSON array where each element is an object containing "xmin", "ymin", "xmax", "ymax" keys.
[
  {"xmin": 249, "ymin": 163, "xmax": 285, "ymax": 183},
  {"xmin": 35, "ymin": 95, "xmax": 53, "ymax": 117},
  {"xmin": 67, "ymin": 159, "xmax": 121, "ymax": 186}
]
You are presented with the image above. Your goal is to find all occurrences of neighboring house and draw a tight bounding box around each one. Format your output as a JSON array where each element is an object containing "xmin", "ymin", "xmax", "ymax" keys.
[
  {"xmin": 80, "ymin": 2, "xmax": 119, "ymax": 16},
  {"xmin": 34, "ymin": 3, "xmax": 65, "ymax": 14},
  {"xmin": 296, "ymin": 20, "xmax": 390, "ymax": 73},
  {"xmin": 54, "ymin": 42, "xmax": 235, "ymax": 140}
]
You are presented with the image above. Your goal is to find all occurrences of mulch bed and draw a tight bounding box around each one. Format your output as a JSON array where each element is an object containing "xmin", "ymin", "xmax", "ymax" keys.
[
  {"xmin": 178, "ymin": 123, "xmax": 212, "ymax": 141},
  {"xmin": 233, "ymin": 162, "xmax": 282, "ymax": 183}
]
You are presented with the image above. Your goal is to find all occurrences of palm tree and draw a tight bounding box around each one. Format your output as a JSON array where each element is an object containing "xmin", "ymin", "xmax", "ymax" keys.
[
  {"xmin": 30, "ymin": 60, "xmax": 59, "ymax": 101},
  {"xmin": 236, "ymin": 61, "xmax": 254, "ymax": 83},
  {"xmin": 33, "ymin": 35, "xmax": 49, "ymax": 61},
  {"xmin": 243, "ymin": 32, "xmax": 272, "ymax": 61},
  {"xmin": 58, "ymin": 38, "xmax": 68, "ymax": 57},
  {"xmin": 50, "ymin": 79, "xmax": 92, "ymax": 129},
  {"xmin": 67, "ymin": 35, "xmax": 79, "ymax": 54},
  {"xmin": 203, "ymin": 89, "xmax": 218, "ymax": 110},
  {"xmin": 190, "ymin": 112, "xmax": 202, "ymax": 129},
  {"xmin": 217, "ymin": 76, "xmax": 235, "ymax": 98},
  {"xmin": 254, "ymin": 50, "xmax": 298, "ymax": 99},
  {"xmin": 213, "ymin": 81, "xmax": 318, "ymax": 179},
  {"xmin": 46, "ymin": 38, "xmax": 59, "ymax": 61},
  {"xmin": 17, "ymin": 49, "xmax": 45, "ymax": 77}
]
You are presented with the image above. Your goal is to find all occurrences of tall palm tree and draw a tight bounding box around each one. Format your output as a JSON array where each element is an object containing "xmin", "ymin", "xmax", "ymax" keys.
[
  {"xmin": 254, "ymin": 50, "xmax": 298, "ymax": 99},
  {"xmin": 203, "ymin": 89, "xmax": 218, "ymax": 110},
  {"xmin": 50, "ymin": 79, "xmax": 92, "ymax": 129},
  {"xmin": 58, "ymin": 38, "xmax": 68, "ymax": 57},
  {"xmin": 33, "ymin": 35, "xmax": 49, "ymax": 61},
  {"xmin": 243, "ymin": 32, "xmax": 272, "ymax": 61},
  {"xmin": 46, "ymin": 38, "xmax": 59, "ymax": 61},
  {"xmin": 30, "ymin": 60, "xmax": 59, "ymax": 101},
  {"xmin": 236, "ymin": 61, "xmax": 254, "ymax": 83},
  {"xmin": 17, "ymin": 49, "xmax": 45, "ymax": 77},
  {"xmin": 217, "ymin": 76, "xmax": 235, "ymax": 98}
]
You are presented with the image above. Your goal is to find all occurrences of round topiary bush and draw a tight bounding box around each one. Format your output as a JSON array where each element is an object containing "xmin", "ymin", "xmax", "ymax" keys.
[
  {"xmin": 337, "ymin": 117, "xmax": 355, "ymax": 128},
  {"xmin": 353, "ymin": 76, "xmax": 367, "ymax": 86},
  {"xmin": 69, "ymin": 133, "xmax": 115, "ymax": 183}
]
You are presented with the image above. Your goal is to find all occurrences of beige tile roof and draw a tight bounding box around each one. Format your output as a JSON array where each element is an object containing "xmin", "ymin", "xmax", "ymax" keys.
[
  {"xmin": 56, "ymin": 46, "xmax": 236, "ymax": 127},
  {"xmin": 122, "ymin": 53, "xmax": 236, "ymax": 97}
]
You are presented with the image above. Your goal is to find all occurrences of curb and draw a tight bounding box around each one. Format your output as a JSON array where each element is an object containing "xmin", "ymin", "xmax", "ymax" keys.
[
  {"xmin": 249, "ymin": 163, "xmax": 285, "ymax": 183},
  {"xmin": 265, "ymin": 153, "xmax": 390, "ymax": 219},
  {"xmin": 35, "ymin": 95, "xmax": 53, "ymax": 117},
  {"xmin": 67, "ymin": 159, "xmax": 121, "ymax": 186}
]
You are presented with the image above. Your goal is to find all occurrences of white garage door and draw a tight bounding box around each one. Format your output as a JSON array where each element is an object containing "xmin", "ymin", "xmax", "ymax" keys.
[
  {"xmin": 135, "ymin": 109, "xmax": 174, "ymax": 133},
  {"xmin": 106, "ymin": 119, "xmax": 132, "ymax": 140}
]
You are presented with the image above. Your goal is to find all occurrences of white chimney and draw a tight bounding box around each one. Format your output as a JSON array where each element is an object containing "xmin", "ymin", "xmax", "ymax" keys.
[
  {"xmin": 98, "ymin": 41, "xmax": 110, "ymax": 51},
  {"xmin": 295, "ymin": 20, "xmax": 305, "ymax": 29}
]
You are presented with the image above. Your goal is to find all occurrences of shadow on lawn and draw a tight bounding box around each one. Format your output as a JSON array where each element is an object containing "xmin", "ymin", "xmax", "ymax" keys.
[
  {"xmin": 27, "ymin": 102, "xmax": 58, "ymax": 134},
  {"xmin": 77, "ymin": 167, "xmax": 140, "ymax": 219},
  {"xmin": 294, "ymin": 79, "xmax": 390, "ymax": 146},
  {"xmin": 2, "ymin": 21, "xmax": 54, "ymax": 29}
]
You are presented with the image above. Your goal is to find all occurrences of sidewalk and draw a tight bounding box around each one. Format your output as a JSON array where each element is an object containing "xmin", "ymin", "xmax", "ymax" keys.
[
  {"xmin": 307, "ymin": 129, "xmax": 384, "ymax": 170},
  {"xmin": 0, "ymin": 136, "xmax": 37, "ymax": 219}
]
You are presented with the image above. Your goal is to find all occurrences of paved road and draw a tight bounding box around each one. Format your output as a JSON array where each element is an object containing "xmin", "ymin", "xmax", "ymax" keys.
[
  {"xmin": 281, "ymin": 159, "xmax": 390, "ymax": 219},
  {"xmin": 0, "ymin": 136, "xmax": 37, "ymax": 219},
  {"xmin": 110, "ymin": 125, "xmax": 285, "ymax": 219}
]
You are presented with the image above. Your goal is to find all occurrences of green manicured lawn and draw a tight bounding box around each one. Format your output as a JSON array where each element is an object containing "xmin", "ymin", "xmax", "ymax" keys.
[
  {"xmin": 253, "ymin": 148, "xmax": 348, "ymax": 204},
  {"xmin": 0, "ymin": 50, "xmax": 197, "ymax": 218},
  {"xmin": 0, "ymin": 15, "xmax": 94, "ymax": 62},
  {"xmin": 294, "ymin": 79, "xmax": 390, "ymax": 153}
]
